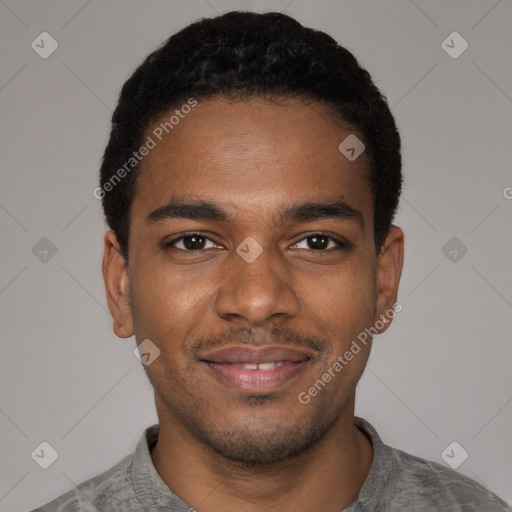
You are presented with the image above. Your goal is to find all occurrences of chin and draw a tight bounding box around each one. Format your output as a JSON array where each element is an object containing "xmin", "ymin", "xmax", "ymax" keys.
[{"xmin": 192, "ymin": 407, "xmax": 339, "ymax": 465}]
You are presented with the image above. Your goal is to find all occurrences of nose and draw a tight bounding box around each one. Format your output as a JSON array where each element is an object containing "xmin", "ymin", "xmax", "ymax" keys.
[{"xmin": 215, "ymin": 242, "xmax": 300, "ymax": 326}]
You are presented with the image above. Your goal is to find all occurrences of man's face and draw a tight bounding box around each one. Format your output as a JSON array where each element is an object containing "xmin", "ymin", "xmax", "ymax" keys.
[{"xmin": 105, "ymin": 97, "xmax": 402, "ymax": 464}]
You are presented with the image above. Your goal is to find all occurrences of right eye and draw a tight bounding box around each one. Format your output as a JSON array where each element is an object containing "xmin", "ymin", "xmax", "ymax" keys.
[{"xmin": 165, "ymin": 233, "xmax": 221, "ymax": 251}]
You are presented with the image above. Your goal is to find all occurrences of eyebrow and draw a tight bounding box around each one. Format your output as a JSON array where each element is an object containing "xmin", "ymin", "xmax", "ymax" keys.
[
  {"xmin": 276, "ymin": 199, "xmax": 364, "ymax": 230},
  {"xmin": 147, "ymin": 198, "xmax": 364, "ymax": 230}
]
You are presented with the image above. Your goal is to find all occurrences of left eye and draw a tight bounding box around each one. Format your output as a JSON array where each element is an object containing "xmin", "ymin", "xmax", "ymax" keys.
[{"xmin": 293, "ymin": 234, "xmax": 346, "ymax": 251}]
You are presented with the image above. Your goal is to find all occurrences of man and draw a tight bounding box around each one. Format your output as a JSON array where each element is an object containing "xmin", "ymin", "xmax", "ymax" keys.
[{"xmin": 32, "ymin": 10, "xmax": 510, "ymax": 512}]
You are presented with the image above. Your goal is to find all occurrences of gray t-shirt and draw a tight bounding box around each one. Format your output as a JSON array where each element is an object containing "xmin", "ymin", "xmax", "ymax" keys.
[{"xmin": 31, "ymin": 416, "xmax": 510, "ymax": 511}]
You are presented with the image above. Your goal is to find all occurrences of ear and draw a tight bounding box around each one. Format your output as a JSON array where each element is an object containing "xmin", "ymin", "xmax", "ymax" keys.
[
  {"xmin": 374, "ymin": 226, "xmax": 404, "ymax": 334},
  {"xmin": 102, "ymin": 230, "xmax": 134, "ymax": 338}
]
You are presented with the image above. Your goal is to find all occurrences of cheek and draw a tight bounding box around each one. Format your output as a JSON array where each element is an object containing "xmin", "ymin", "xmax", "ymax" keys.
[
  {"xmin": 305, "ymin": 258, "xmax": 376, "ymax": 328},
  {"xmin": 303, "ymin": 265, "xmax": 376, "ymax": 385},
  {"xmin": 308, "ymin": 271, "xmax": 376, "ymax": 394},
  {"xmin": 130, "ymin": 259, "xmax": 209, "ymax": 341}
]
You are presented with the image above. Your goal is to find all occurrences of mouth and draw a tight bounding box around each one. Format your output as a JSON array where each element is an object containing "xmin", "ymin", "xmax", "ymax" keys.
[{"xmin": 200, "ymin": 345, "xmax": 313, "ymax": 394}]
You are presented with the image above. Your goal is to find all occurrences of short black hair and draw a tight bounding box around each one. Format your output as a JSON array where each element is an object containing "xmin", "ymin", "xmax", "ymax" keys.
[{"xmin": 99, "ymin": 11, "xmax": 402, "ymax": 261}]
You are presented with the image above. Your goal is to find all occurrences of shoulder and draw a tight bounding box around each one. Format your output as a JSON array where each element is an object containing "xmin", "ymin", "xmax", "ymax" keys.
[
  {"xmin": 29, "ymin": 425, "xmax": 161, "ymax": 511},
  {"xmin": 29, "ymin": 453, "xmax": 136, "ymax": 512},
  {"xmin": 385, "ymin": 446, "xmax": 511, "ymax": 510},
  {"xmin": 353, "ymin": 417, "xmax": 510, "ymax": 511}
]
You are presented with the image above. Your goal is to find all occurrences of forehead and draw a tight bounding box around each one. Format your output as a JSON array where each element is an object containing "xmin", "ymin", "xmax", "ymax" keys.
[{"xmin": 132, "ymin": 97, "xmax": 372, "ymax": 224}]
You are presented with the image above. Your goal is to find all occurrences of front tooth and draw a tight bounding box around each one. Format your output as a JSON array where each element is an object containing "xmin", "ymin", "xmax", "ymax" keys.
[
  {"xmin": 242, "ymin": 363, "xmax": 258, "ymax": 370},
  {"xmin": 258, "ymin": 362, "xmax": 277, "ymax": 370}
]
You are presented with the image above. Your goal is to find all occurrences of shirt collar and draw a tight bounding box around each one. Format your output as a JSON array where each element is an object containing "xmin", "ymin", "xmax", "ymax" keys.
[
  {"xmin": 130, "ymin": 423, "xmax": 191, "ymax": 511},
  {"xmin": 129, "ymin": 416, "xmax": 391, "ymax": 511},
  {"xmin": 350, "ymin": 416, "xmax": 393, "ymax": 511}
]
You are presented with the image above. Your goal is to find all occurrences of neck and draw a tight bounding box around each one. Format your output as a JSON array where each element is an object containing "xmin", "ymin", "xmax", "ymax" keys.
[{"xmin": 150, "ymin": 395, "xmax": 373, "ymax": 512}]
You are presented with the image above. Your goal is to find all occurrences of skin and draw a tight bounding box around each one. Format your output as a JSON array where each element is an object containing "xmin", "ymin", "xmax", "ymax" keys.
[{"xmin": 103, "ymin": 97, "xmax": 404, "ymax": 512}]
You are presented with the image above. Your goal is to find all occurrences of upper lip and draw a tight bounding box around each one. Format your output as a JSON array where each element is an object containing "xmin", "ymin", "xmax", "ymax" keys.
[{"xmin": 200, "ymin": 345, "xmax": 313, "ymax": 364}]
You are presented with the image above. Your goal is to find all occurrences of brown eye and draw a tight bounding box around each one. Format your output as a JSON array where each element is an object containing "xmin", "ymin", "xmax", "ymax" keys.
[
  {"xmin": 166, "ymin": 234, "xmax": 219, "ymax": 251},
  {"xmin": 293, "ymin": 233, "xmax": 348, "ymax": 251}
]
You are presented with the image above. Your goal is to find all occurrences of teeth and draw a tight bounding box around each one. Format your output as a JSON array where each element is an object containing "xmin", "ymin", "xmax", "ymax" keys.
[
  {"xmin": 258, "ymin": 362, "xmax": 277, "ymax": 370},
  {"xmin": 240, "ymin": 362, "xmax": 283, "ymax": 370}
]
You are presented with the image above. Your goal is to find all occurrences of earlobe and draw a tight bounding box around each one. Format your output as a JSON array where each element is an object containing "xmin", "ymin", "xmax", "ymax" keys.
[
  {"xmin": 102, "ymin": 230, "xmax": 134, "ymax": 338},
  {"xmin": 375, "ymin": 226, "xmax": 404, "ymax": 334}
]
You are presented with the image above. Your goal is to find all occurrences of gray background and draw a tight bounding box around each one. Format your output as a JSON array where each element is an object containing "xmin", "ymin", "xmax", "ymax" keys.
[{"xmin": 1, "ymin": 0, "xmax": 511, "ymax": 510}]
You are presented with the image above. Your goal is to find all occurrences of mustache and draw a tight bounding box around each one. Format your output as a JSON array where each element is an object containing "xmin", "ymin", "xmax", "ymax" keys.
[{"xmin": 186, "ymin": 325, "xmax": 329, "ymax": 356}]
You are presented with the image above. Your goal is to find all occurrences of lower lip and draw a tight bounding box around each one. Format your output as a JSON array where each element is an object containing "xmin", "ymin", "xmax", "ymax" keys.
[{"xmin": 205, "ymin": 361, "xmax": 308, "ymax": 393}]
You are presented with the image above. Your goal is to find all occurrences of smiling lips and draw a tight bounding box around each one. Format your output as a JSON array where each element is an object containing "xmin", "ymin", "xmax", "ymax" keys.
[{"xmin": 201, "ymin": 345, "xmax": 312, "ymax": 393}]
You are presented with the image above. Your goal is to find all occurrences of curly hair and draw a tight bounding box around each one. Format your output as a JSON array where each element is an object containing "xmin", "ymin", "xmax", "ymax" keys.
[{"xmin": 99, "ymin": 11, "xmax": 402, "ymax": 261}]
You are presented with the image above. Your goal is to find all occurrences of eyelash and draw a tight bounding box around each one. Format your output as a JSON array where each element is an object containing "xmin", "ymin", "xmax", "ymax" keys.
[{"xmin": 165, "ymin": 232, "xmax": 350, "ymax": 252}]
